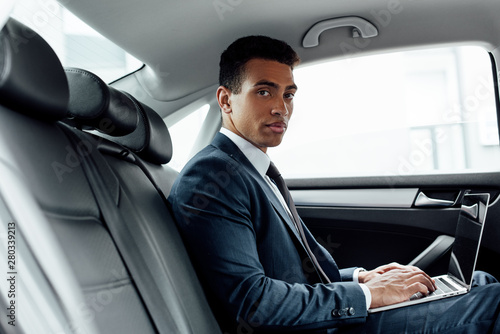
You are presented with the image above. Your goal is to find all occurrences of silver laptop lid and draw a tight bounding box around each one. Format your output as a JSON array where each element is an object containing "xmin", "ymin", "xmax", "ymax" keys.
[{"xmin": 447, "ymin": 193, "xmax": 490, "ymax": 288}]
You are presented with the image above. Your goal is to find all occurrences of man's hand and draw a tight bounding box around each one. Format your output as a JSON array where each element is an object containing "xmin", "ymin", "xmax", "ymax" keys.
[{"xmin": 358, "ymin": 263, "xmax": 437, "ymax": 309}]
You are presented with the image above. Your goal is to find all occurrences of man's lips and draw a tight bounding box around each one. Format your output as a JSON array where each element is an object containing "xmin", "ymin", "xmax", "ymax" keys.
[{"xmin": 266, "ymin": 122, "xmax": 287, "ymax": 133}]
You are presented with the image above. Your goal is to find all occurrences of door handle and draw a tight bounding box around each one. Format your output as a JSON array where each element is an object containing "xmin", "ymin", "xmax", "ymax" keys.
[
  {"xmin": 414, "ymin": 192, "xmax": 455, "ymax": 207},
  {"xmin": 462, "ymin": 203, "xmax": 478, "ymax": 219}
]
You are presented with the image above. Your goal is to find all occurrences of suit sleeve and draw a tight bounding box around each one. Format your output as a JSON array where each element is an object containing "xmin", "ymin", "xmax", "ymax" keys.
[
  {"xmin": 169, "ymin": 156, "xmax": 367, "ymax": 332},
  {"xmin": 340, "ymin": 268, "xmax": 357, "ymax": 281}
]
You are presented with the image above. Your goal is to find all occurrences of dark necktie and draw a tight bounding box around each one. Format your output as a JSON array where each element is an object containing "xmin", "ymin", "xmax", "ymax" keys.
[{"xmin": 266, "ymin": 162, "xmax": 331, "ymax": 284}]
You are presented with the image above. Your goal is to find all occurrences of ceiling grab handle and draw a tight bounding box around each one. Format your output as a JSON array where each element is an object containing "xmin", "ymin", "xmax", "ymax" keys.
[
  {"xmin": 414, "ymin": 192, "xmax": 455, "ymax": 207},
  {"xmin": 302, "ymin": 17, "xmax": 378, "ymax": 48}
]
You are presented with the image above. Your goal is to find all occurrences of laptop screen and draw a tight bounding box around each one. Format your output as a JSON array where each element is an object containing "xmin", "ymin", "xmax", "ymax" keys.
[{"xmin": 448, "ymin": 193, "xmax": 490, "ymax": 287}]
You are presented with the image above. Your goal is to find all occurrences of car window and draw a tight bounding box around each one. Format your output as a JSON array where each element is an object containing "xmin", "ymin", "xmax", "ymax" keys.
[
  {"xmin": 11, "ymin": 0, "xmax": 142, "ymax": 83},
  {"xmin": 168, "ymin": 104, "xmax": 211, "ymax": 172},
  {"xmin": 268, "ymin": 46, "xmax": 500, "ymax": 179}
]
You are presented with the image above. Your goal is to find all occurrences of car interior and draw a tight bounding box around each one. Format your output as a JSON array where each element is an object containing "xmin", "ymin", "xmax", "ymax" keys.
[{"xmin": 0, "ymin": 0, "xmax": 499, "ymax": 333}]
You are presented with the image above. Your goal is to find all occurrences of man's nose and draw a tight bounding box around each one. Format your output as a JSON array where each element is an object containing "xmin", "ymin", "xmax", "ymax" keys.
[{"xmin": 271, "ymin": 98, "xmax": 289, "ymax": 117}]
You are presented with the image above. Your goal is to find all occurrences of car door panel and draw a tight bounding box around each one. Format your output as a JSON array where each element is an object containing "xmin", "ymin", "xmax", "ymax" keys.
[{"xmin": 289, "ymin": 173, "xmax": 500, "ymax": 278}]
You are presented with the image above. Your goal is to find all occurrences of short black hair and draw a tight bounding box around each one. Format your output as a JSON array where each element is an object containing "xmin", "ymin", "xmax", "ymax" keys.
[{"xmin": 219, "ymin": 35, "xmax": 300, "ymax": 94}]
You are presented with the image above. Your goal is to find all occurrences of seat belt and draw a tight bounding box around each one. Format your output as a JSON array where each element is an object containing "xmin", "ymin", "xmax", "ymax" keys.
[
  {"xmin": 60, "ymin": 124, "xmax": 178, "ymax": 334},
  {"xmin": 98, "ymin": 143, "xmax": 170, "ymax": 202}
]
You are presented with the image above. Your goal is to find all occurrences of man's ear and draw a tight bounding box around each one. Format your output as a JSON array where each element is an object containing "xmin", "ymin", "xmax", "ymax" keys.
[{"xmin": 217, "ymin": 86, "xmax": 232, "ymax": 115}]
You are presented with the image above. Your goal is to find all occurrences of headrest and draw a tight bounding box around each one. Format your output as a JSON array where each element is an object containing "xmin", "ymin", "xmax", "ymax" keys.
[
  {"xmin": 0, "ymin": 18, "xmax": 68, "ymax": 120},
  {"xmin": 65, "ymin": 68, "xmax": 138, "ymax": 136},
  {"xmin": 65, "ymin": 68, "xmax": 173, "ymax": 164},
  {"xmin": 114, "ymin": 99, "xmax": 173, "ymax": 165}
]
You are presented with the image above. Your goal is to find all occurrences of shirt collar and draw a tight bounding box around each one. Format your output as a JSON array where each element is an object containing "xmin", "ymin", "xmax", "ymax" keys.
[{"xmin": 220, "ymin": 127, "xmax": 270, "ymax": 178}]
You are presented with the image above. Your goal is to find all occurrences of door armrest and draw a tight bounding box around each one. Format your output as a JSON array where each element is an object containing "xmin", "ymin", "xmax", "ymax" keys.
[{"xmin": 408, "ymin": 235, "xmax": 455, "ymax": 270}]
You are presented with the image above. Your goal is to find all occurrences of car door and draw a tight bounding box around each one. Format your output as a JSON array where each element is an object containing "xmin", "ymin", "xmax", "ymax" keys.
[
  {"xmin": 290, "ymin": 175, "xmax": 500, "ymax": 278},
  {"xmin": 268, "ymin": 45, "xmax": 500, "ymax": 279}
]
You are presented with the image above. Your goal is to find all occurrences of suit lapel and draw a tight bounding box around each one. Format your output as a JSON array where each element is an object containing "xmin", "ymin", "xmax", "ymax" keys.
[
  {"xmin": 211, "ymin": 133, "xmax": 303, "ymax": 242},
  {"xmin": 211, "ymin": 133, "xmax": 338, "ymax": 283},
  {"xmin": 254, "ymin": 174, "xmax": 303, "ymax": 242}
]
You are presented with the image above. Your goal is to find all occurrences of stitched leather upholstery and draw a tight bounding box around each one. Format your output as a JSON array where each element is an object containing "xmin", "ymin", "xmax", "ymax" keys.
[
  {"xmin": 65, "ymin": 68, "xmax": 173, "ymax": 164},
  {"xmin": 0, "ymin": 19, "xmax": 68, "ymax": 119},
  {"xmin": 0, "ymin": 18, "xmax": 220, "ymax": 333},
  {"xmin": 65, "ymin": 67, "xmax": 138, "ymax": 136}
]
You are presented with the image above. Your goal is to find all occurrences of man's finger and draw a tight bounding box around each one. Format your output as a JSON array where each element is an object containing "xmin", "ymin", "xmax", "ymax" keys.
[
  {"xmin": 409, "ymin": 291, "xmax": 424, "ymax": 300},
  {"xmin": 406, "ymin": 272, "xmax": 436, "ymax": 292},
  {"xmin": 408, "ymin": 281, "xmax": 432, "ymax": 298}
]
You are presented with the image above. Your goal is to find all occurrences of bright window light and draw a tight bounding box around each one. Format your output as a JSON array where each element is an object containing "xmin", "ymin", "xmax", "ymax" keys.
[{"xmin": 10, "ymin": 0, "xmax": 142, "ymax": 83}]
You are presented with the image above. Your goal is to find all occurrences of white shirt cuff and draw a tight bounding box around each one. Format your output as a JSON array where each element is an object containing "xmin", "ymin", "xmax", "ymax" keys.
[
  {"xmin": 353, "ymin": 268, "xmax": 371, "ymax": 310},
  {"xmin": 353, "ymin": 268, "xmax": 363, "ymax": 283},
  {"xmin": 359, "ymin": 283, "xmax": 372, "ymax": 310}
]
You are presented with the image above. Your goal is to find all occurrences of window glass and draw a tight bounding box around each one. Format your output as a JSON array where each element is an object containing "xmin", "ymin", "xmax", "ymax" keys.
[
  {"xmin": 268, "ymin": 46, "xmax": 500, "ymax": 178},
  {"xmin": 11, "ymin": 0, "xmax": 142, "ymax": 83},
  {"xmin": 168, "ymin": 104, "xmax": 210, "ymax": 172}
]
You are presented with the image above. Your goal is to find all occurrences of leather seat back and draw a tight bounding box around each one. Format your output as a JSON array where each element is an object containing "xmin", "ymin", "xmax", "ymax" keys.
[
  {"xmin": 65, "ymin": 67, "xmax": 221, "ymax": 333},
  {"xmin": 0, "ymin": 18, "xmax": 220, "ymax": 334}
]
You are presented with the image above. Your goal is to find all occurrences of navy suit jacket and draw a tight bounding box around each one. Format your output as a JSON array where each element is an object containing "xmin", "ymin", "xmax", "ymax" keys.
[{"xmin": 169, "ymin": 133, "xmax": 367, "ymax": 333}]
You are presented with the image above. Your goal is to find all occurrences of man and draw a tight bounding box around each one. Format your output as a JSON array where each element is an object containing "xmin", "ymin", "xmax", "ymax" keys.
[{"xmin": 168, "ymin": 35, "xmax": 500, "ymax": 333}]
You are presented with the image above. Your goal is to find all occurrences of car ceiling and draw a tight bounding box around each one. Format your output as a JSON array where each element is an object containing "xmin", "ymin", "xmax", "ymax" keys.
[{"xmin": 59, "ymin": 0, "xmax": 500, "ymax": 103}]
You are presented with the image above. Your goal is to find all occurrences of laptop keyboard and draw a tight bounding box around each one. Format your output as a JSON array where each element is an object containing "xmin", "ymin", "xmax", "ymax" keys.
[{"xmin": 433, "ymin": 277, "xmax": 457, "ymax": 295}]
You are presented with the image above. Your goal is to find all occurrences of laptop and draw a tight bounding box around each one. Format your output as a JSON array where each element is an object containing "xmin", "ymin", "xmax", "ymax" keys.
[{"xmin": 368, "ymin": 192, "xmax": 490, "ymax": 313}]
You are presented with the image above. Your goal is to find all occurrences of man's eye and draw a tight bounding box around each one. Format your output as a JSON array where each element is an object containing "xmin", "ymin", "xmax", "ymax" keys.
[
  {"xmin": 258, "ymin": 90, "xmax": 270, "ymax": 96},
  {"xmin": 285, "ymin": 93, "xmax": 295, "ymax": 99}
]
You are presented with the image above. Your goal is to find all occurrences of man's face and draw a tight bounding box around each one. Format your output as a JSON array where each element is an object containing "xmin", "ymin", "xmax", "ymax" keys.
[{"xmin": 218, "ymin": 58, "xmax": 297, "ymax": 153}]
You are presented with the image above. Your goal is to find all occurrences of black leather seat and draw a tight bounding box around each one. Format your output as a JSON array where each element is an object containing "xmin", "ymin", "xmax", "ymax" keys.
[
  {"xmin": 0, "ymin": 18, "xmax": 220, "ymax": 333},
  {"xmin": 64, "ymin": 67, "xmax": 221, "ymax": 333}
]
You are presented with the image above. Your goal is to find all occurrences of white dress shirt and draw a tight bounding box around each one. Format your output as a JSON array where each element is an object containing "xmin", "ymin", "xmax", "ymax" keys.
[
  {"xmin": 219, "ymin": 128, "xmax": 371, "ymax": 310},
  {"xmin": 219, "ymin": 128, "xmax": 291, "ymax": 215}
]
